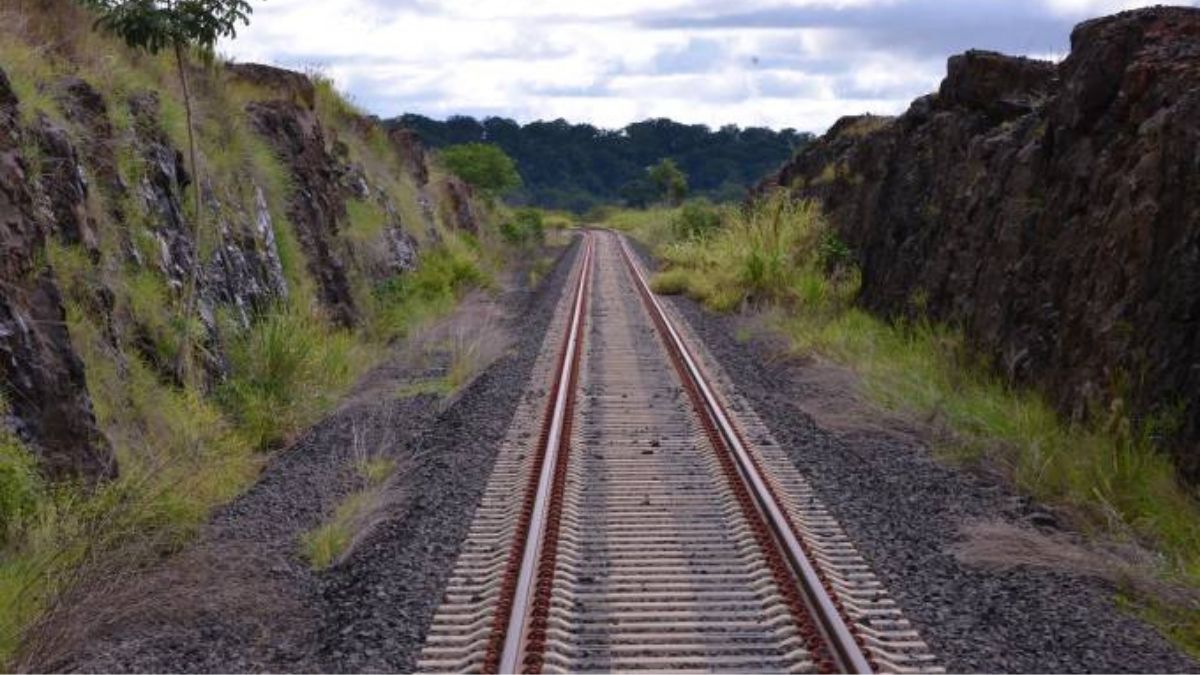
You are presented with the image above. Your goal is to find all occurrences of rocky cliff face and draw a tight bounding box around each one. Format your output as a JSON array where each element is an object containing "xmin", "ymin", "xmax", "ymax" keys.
[
  {"xmin": 762, "ymin": 7, "xmax": 1200, "ymax": 479},
  {"xmin": 0, "ymin": 57, "xmax": 452, "ymax": 482},
  {"xmin": 0, "ymin": 69, "xmax": 115, "ymax": 481}
]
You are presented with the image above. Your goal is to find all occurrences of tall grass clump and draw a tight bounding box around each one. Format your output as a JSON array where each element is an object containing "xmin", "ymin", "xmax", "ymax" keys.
[
  {"xmin": 650, "ymin": 192, "xmax": 858, "ymax": 313},
  {"xmin": 0, "ymin": 433, "xmax": 41, "ymax": 547},
  {"xmin": 220, "ymin": 309, "xmax": 372, "ymax": 450}
]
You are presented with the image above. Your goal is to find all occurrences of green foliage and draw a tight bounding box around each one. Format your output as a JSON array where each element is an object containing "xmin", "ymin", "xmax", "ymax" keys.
[
  {"xmin": 672, "ymin": 199, "xmax": 722, "ymax": 240},
  {"xmin": 648, "ymin": 158, "xmax": 688, "ymax": 206},
  {"xmin": 499, "ymin": 208, "xmax": 545, "ymax": 245},
  {"xmin": 819, "ymin": 231, "xmax": 853, "ymax": 269},
  {"xmin": 219, "ymin": 309, "xmax": 371, "ymax": 450},
  {"xmin": 300, "ymin": 458, "xmax": 394, "ymax": 570},
  {"xmin": 399, "ymin": 114, "xmax": 812, "ymax": 212},
  {"xmin": 77, "ymin": 0, "xmax": 253, "ymax": 55},
  {"xmin": 345, "ymin": 199, "xmax": 388, "ymax": 242},
  {"xmin": 439, "ymin": 143, "xmax": 521, "ymax": 197},
  {"xmin": 356, "ymin": 457, "xmax": 394, "ymax": 487},
  {"xmin": 785, "ymin": 308, "xmax": 1200, "ymax": 584},
  {"xmin": 365, "ymin": 243, "xmax": 487, "ymax": 341},
  {"xmin": 638, "ymin": 192, "xmax": 855, "ymax": 313},
  {"xmin": 0, "ymin": 435, "xmax": 41, "ymax": 546},
  {"xmin": 0, "ymin": 2, "xmax": 507, "ymax": 661}
]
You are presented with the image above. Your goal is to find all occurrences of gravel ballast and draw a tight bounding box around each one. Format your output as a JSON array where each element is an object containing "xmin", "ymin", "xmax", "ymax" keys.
[{"xmin": 311, "ymin": 237, "xmax": 580, "ymax": 672}]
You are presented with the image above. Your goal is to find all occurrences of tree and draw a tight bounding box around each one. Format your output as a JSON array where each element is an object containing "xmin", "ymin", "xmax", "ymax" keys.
[
  {"xmin": 440, "ymin": 143, "xmax": 522, "ymax": 198},
  {"xmin": 393, "ymin": 113, "xmax": 805, "ymax": 212},
  {"xmin": 79, "ymin": 0, "xmax": 253, "ymax": 383},
  {"xmin": 648, "ymin": 158, "xmax": 688, "ymax": 206}
]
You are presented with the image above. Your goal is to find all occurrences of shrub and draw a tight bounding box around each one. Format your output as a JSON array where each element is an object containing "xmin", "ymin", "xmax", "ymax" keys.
[
  {"xmin": 672, "ymin": 200, "xmax": 723, "ymax": 240},
  {"xmin": 500, "ymin": 208, "xmax": 545, "ymax": 245}
]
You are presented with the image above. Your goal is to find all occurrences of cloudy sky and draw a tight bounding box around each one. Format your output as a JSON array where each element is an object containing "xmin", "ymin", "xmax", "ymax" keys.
[{"xmin": 220, "ymin": 0, "xmax": 1195, "ymax": 132}]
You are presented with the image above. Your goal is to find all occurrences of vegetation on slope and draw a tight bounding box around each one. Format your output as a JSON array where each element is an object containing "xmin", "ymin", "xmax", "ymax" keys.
[
  {"xmin": 397, "ymin": 114, "xmax": 811, "ymax": 212},
  {"xmin": 0, "ymin": 1, "xmax": 496, "ymax": 664},
  {"xmin": 607, "ymin": 194, "xmax": 1200, "ymax": 654}
]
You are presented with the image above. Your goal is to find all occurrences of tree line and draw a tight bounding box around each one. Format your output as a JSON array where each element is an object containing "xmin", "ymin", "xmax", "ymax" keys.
[{"xmin": 389, "ymin": 114, "xmax": 813, "ymax": 212}]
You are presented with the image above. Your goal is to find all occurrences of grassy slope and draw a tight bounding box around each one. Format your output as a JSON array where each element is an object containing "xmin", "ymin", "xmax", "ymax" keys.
[
  {"xmin": 607, "ymin": 195, "xmax": 1200, "ymax": 655},
  {"xmin": 0, "ymin": 1, "xmax": 498, "ymax": 663}
]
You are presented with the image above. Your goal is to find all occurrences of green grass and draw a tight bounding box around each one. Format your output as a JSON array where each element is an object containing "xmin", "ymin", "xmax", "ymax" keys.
[
  {"xmin": 365, "ymin": 243, "xmax": 488, "ymax": 341},
  {"xmin": 639, "ymin": 194, "xmax": 859, "ymax": 314},
  {"xmin": 345, "ymin": 199, "xmax": 388, "ymax": 243},
  {"xmin": 0, "ymin": 433, "xmax": 41, "ymax": 548},
  {"xmin": 606, "ymin": 195, "xmax": 1200, "ymax": 655},
  {"xmin": 395, "ymin": 378, "xmax": 455, "ymax": 399},
  {"xmin": 219, "ymin": 309, "xmax": 375, "ymax": 451}
]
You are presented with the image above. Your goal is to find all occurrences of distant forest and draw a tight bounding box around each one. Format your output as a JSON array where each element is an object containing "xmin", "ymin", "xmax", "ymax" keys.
[{"xmin": 390, "ymin": 115, "xmax": 813, "ymax": 212}]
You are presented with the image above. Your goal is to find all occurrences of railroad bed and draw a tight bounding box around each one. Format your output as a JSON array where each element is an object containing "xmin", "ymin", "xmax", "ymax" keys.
[{"xmin": 418, "ymin": 231, "xmax": 940, "ymax": 674}]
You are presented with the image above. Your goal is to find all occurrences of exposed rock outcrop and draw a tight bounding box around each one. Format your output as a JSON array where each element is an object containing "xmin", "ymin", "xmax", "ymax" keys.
[
  {"xmin": 245, "ymin": 99, "xmax": 359, "ymax": 327},
  {"xmin": 225, "ymin": 62, "xmax": 316, "ymax": 110},
  {"xmin": 437, "ymin": 175, "xmax": 481, "ymax": 235},
  {"xmin": 389, "ymin": 127, "xmax": 429, "ymax": 186},
  {"xmin": 31, "ymin": 114, "xmax": 100, "ymax": 255},
  {"xmin": 763, "ymin": 7, "xmax": 1200, "ymax": 479},
  {"xmin": 0, "ymin": 54, "xmax": 452, "ymax": 483},
  {"xmin": 128, "ymin": 91, "xmax": 196, "ymax": 293},
  {"xmin": 0, "ymin": 67, "xmax": 115, "ymax": 481}
]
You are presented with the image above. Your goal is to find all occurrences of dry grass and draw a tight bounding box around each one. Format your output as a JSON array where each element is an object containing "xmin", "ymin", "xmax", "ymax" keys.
[
  {"xmin": 955, "ymin": 520, "xmax": 1200, "ymax": 629},
  {"xmin": 391, "ymin": 291, "xmax": 512, "ymax": 402},
  {"xmin": 300, "ymin": 421, "xmax": 404, "ymax": 570},
  {"xmin": 14, "ymin": 540, "xmax": 306, "ymax": 672}
]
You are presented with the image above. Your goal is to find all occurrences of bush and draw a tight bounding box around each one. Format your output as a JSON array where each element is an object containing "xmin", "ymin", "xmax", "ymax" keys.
[
  {"xmin": 500, "ymin": 208, "xmax": 545, "ymax": 245},
  {"xmin": 672, "ymin": 200, "xmax": 723, "ymax": 240}
]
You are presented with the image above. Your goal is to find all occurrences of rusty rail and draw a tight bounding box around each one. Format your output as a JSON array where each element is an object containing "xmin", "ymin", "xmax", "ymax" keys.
[
  {"xmin": 615, "ymin": 235, "xmax": 874, "ymax": 675},
  {"xmin": 487, "ymin": 232, "xmax": 594, "ymax": 674}
]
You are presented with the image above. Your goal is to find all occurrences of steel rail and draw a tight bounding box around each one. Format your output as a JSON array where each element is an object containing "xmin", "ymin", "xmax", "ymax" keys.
[
  {"xmin": 494, "ymin": 232, "xmax": 595, "ymax": 674},
  {"xmin": 615, "ymin": 234, "xmax": 874, "ymax": 675}
]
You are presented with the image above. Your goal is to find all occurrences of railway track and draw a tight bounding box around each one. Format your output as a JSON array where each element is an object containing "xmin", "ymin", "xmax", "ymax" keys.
[{"xmin": 419, "ymin": 231, "xmax": 939, "ymax": 674}]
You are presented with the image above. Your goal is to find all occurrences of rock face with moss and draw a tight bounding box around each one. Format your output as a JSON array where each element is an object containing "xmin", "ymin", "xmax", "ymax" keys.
[
  {"xmin": 0, "ymin": 69, "xmax": 116, "ymax": 481},
  {"xmin": 763, "ymin": 7, "xmax": 1200, "ymax": 479}
]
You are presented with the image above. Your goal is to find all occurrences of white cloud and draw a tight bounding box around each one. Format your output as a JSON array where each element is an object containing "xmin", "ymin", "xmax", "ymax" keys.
[
  {"xmin": 1040, "ymin": 0, "xmax": 1160, "ymax": 16},
  {"xmin": 219, "ymin": 0, "xmax": 1192, "ymax": 132}
]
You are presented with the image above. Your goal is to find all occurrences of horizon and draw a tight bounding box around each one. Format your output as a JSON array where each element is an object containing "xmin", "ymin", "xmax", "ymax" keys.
[
  {"xmin": 218, "ymin": 0, "xmax": 1199, "ymax": 134},
  {"xmin": 393, "ymin": 111, "xmax": 810, "ymax": 134}
]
